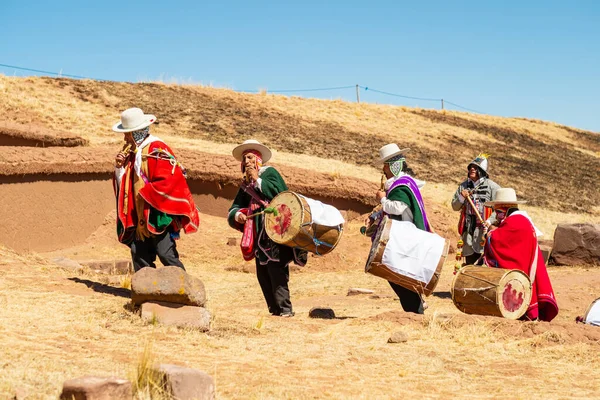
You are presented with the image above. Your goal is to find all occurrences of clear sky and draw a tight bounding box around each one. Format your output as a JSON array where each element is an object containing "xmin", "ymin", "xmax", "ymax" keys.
[{"xmin": 1, "ymin": 1, "xmax": 599, "ymax": 131}]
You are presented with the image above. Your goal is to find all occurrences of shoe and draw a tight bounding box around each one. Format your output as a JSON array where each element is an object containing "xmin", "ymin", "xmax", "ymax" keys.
[{"xmin": 280, "ymin": 311, "xmax": 295, "ymax": 318}]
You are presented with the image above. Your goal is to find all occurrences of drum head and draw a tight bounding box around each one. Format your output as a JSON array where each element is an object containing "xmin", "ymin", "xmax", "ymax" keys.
[
  {"xmin": 264, "ymin": 191, "xmax": 307, "ymax": 244},
  {"xmin": 497, "ymin": 270, "xmax": 532, "ymax": 319}
]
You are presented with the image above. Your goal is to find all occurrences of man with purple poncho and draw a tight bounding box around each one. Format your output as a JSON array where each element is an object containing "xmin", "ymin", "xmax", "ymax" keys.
[{"xmin": 375, "ymin": 143, "xmax": 431, "ymax": 314}]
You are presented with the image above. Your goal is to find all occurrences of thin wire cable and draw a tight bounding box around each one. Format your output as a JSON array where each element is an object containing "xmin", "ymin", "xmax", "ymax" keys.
[
  {"xmin": 1, "ymin": 62, "xmax": 486, "ymax": 113},
  {"xmin": 0, "ymin": 63, "xmax": 95, "ymax": 80},
  {"xmin": 359, "ymin": 85, "xmax": 440, "ymax": 102},
  {"xmin": 443, "ymin": 100, "xmax": 485, "ymax": 114}
]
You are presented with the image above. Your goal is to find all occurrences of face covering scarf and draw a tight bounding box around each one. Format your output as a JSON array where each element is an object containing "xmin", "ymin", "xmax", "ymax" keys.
[{"xmin": 386, "ymin": 155, "xmax": 405, "ymax": 177}]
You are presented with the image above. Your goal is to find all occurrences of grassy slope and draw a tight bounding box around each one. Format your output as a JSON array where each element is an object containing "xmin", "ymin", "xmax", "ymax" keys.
[{"xmin": 1, "ymin": 75, "xmax": 598, "ymax": 216}]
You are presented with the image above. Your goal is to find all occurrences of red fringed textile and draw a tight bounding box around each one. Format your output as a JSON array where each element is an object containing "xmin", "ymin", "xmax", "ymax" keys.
[
  {"xmin": 484, "ymin": 213, "xmax": 558, "ymax": 322},
  {"xmin": 115, "ymin": 141, "xmax": 199, "ymax": 243}
]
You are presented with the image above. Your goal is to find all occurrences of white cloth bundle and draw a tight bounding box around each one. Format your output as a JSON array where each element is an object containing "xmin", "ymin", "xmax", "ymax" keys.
[
  {"xmin": 382, "ymin": 220, "xmax": 445, "ymax": 284},
  {"xmin": 303, "ymin": 196, "xmax": 345, "ymax": 227}
]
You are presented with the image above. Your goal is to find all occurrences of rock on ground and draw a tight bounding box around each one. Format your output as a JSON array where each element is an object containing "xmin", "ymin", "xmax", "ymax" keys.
[
  {"xmin": 59, "ymin": 376, "xmax": 132, "ymax": 400},
  {"xmin": 131, "ymin": 266, "xmax": 207, "ymax": 306},
  {"xmin": 309, "ymin": 307, "xmax": 336, "ymax": 319},
  {"xmin": 141, "ymin": 301, "xmax": 211, "ymax": 331},
  {"xmin": 388, "ymin": 331, "xmax": 409, "ymax": 343},
  {"xmin": 552, "ymin": 224, "xmax": 600, "ymax": 266},
  {"xmin": 153, "ymin": 364, "xmax": 215, "ymax": 400}
]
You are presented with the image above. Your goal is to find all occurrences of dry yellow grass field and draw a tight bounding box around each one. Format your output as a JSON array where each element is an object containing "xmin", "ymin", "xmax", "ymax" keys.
[{"xmin": 0, "ymin": 75, "xmax": 599, "ymax": 399}]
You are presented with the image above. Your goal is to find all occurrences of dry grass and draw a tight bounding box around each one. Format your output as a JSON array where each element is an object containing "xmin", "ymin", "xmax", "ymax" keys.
[{"xmin": 0, "ymin": 218, "xmax": 599, "ymax": 399}]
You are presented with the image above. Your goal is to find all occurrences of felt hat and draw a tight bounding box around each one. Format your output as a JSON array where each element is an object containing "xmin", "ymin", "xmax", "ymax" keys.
[
  {"xmin": 112, "ymin": 107, "xmax": 156, "ymax": 132},
  {"xmin": 484, "ymin": 188, "xmax": 527, "ymax": 207},
  {"xmin": 232, "ymin": 139, "xmax": 272, "ymax": 163}
]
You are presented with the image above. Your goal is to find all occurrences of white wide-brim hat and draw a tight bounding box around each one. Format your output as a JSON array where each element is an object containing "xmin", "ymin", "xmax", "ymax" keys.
[
  {"xmin": 484, "ymin": 188, "xmax": 527, "ymax": 206},
  {"xmin": 112, "ymin": 107, "xmax": 157, "ymax": 133},
  {"xmin": 376, "ymin": 143, "xmax": 410, "ymax": 165},
  {"xmin": 232, "ymin": 139, "xmax": 272, "ymax": 163}
]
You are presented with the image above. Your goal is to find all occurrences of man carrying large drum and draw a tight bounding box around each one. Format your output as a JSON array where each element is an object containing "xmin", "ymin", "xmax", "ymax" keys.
[
  {"xmin": 364, "ymin": 144, "xmax": 447, "ymax": 314},
  {"xmin": 482, "ymin": 188, "xmax": 559, "ymax": 321},
  {"xmin": 227, "ymin": 140, "xmax": 308, "ymax": 317}
]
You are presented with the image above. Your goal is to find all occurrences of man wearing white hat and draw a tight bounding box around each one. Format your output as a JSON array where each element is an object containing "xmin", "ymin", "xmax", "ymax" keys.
[
  {"xmin": 227, "ymin": 139, "xmax": 306, "ymax": 317},
  {"xmin": 373, "ymin": 143, "xmax": 432, "ymax": 314},
  {"xmin": 483, "ymin": 188, "xmax": 558, "ymax": 322},
  {"xmin": 112, "ymin": 107, "xmax": 199, "ymax": 271},
  {"xmin": 452, "ymin": 154, "xmax": 501, "ymax": 264}
]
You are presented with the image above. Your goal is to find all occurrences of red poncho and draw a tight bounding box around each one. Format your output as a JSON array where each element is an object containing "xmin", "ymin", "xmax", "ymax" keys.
[
  {"xmin": 113, "ymin": 138, "xmax": 199, "ymax": 244},
  {"xmin": 484, "ymin": 212, "xmax": 559, "ymax": 322}
]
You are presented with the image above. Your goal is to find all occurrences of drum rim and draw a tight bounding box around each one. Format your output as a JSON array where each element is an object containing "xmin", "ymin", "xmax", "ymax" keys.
[
  {"xmin": 264, "ymin": 190, "xmax": 309, "ymax": 243},
  {"xmin": 497, "ymin": 269, "xmax": 532, "ymax": 319},
  {"xmin": 584, "ymin": 297, "xmax": 600, "ymax": 321}
]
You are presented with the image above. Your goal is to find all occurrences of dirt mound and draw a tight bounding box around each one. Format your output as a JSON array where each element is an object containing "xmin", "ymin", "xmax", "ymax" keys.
[{"xmin": 0, "ymin": 121, "xmax": 88, "ymax": 147}]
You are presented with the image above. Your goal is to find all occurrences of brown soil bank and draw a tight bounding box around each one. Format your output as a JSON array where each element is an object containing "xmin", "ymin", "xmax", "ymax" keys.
[{"xmin": 0, "ymin": 121, "xmax": 88, "ymax": 147}]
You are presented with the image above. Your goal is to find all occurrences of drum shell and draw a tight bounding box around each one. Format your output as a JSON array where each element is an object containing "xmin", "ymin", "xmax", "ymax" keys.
[
  {"xmin": 365, "ymin": 216, "xmax": 448, "ymax": 297},
  {"xmin": 451, "ymin": 266, "xmax": 532, "ymax": 320},
  {"xmin": 264, "ymin": 191, "xmax": 343, "ymax": 255}
]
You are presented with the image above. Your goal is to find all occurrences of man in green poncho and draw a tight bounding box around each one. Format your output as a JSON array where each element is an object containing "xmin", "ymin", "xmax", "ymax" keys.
[{"xmin": 227, "ymin": 140, "xmax": 307, "ymax": 317}]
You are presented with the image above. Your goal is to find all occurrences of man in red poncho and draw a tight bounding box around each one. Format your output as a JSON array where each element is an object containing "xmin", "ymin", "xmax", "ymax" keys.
[
  {"xmin": 483, "ymin": 188, "xmax": 558, "ymax": 321},
  {"xmin": 112, "ymin": 108, "xmax": 199, "ymax": 271}
]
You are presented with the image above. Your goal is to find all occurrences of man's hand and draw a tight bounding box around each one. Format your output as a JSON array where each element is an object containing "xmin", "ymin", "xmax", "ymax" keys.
[
  {"xmin": 235, "ymin": 212, "xmax": 247, "ymax": 224},
  {"xmin": 115, "ymin": 152, "xmax": 127, "ymax": 168},
  {"xmin": 245, "ymin": 166, "xmax": 259, "ymax": 182},
  {"xmin": 376, "ymin": 190, "xmax": 386, "ymax": 201},
  {"xmin": 460, "ymin": 189, "xmax": 470, "ymax": 199}
]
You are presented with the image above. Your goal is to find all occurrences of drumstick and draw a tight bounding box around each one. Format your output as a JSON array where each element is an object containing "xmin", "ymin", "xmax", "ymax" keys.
[
  {"xmin": 246, "ymin": 207, "xmax": 279, "ymax": 219},
  {"xmin": 465, "ymin": 194, "xmax": 485, "ymax": 225}
]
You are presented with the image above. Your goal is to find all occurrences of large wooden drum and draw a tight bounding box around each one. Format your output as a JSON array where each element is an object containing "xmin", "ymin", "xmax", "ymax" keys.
[
  {"xmin": 365, "ymin": 216, "xmax": 448, "ymax": 297},
  {"xmin": 452, "ymin": 266, "xmax": 532, "ymax": 320},
  {"xmin": 264, "ymin": 191, "xmax": 343, "ymax": 255}
]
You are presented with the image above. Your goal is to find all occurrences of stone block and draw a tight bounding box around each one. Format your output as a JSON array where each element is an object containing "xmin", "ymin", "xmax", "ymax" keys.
[
  {"xmin": 388, "ymin": 331, "xmax": 408, "ymax": 343},
  {"xmin": 552, "ymin": 224, "xmax": 600, "ymax": 266},
  {"xmin": 153, "ymin": 364, "xmax": 215, "ymax": 400},
  {"xmin": 131, "ymin": 266, "xmax": 206, "ymax": 306},
  {"xmin": 141, "ymin": 301, "xmax": 211, "ymax": 331},
  {"xmin": 60, "ymin": 376, "xmax": 132, "ymax": 400}
]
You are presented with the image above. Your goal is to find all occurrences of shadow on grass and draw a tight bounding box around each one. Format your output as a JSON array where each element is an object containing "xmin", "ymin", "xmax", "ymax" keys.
[{"xmin": 68, "ymin": 277, "xmax": 131, "ymax": 298}]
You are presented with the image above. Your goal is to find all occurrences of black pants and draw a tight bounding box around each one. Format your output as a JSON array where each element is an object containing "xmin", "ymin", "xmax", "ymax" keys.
[
  {"xmin": 465, "ymin": 253, "xmax": 482, "ymax": 265},
  {"xmin": 255, "ymin": 257, "xmax": 292, "ymax": 315},
  {"xmin": 130, "ymin": 230, "xmax": 185, "ymax": 272},
  {"xmin": 389, "ymin": 281, "xmax": 424, "ymax": 314}
]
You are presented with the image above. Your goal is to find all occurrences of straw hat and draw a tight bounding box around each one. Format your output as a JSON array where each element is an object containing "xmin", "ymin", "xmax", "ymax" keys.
[
  {"xmin": 484, "ymin": 188, "xmax": 527, "ymax": 207},
  {"xmin": 112, "ymin": 108, "xmax": 156, "ymax": 132},
  {"xmin": 376, "ymin": 143, "xmax": 410, "ymax": 165},
  {"xmin": 232, "ymin": 139, "xmax": 272, "ymax": 162}
]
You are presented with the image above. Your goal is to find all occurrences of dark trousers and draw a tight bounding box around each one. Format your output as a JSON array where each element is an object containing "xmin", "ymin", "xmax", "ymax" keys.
[
  {"xmin": 255, "ymin": 257, "xmax": 292, "ymax": 315},
  {"xmin": 389, "ymin": 281, "xmax": 424, "ymax": 314},
  {"xmin": 130, "ymin": 230, "xmax": 185, "ymax": 272},
  {"xmin": 465, "ymin": 253, "xmax": 482, "ymax": 265}
]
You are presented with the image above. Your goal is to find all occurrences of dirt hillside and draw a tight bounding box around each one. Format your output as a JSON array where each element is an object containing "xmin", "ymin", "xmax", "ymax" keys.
[{"xmin": 0, "ymin": 75, "xmax": 598, "ymax": 214}]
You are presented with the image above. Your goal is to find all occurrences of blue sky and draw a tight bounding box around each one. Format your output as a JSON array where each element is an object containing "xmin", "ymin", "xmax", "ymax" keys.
[{"xmin": 1, "ymin": 1, "xmax": 599, "ymax": 131}]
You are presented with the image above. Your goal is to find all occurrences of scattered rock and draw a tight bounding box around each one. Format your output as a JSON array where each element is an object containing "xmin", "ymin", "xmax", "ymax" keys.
[
  {"xmin": 141, "ymin": 301, "xmax": 211, "ymax": 331},
  {"xmin": 227, "ymin": 237, "xmax": 238, "ymax": 246},
  {"xmin": 60, "ymin": 376, "xmax": 132, "ymax": 400},
  {"xmin": 153, "ymin": 364, "xmax": 215, "ymax": 400},
  {"xmin": 79, "ymin": 259, "xmax": 133, "ymax": 275},
  {"xmin": 347, "ymin": 288, "xmax": 375, "ymax": 296},
  {"xmin": 11, "ymin": 387, "xmax": 27, "ymax": 400},
  {"xmin": 309, "ymin": 307, "xmax": 336, "ymax": 319},
  {"xmin": 388, "ymin": 331, "xmax": 408, "ymax": 343},
  {"xmin": 51, "ymin": 257, "xmax": 84, "ymax": 272},
  {"xmin": 552, "ymin": 224, "xmax": 600, "ymax": 266},
  {"xmin": 131, "ymin": 266, "xmax": 207, "ymax": 306}
]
